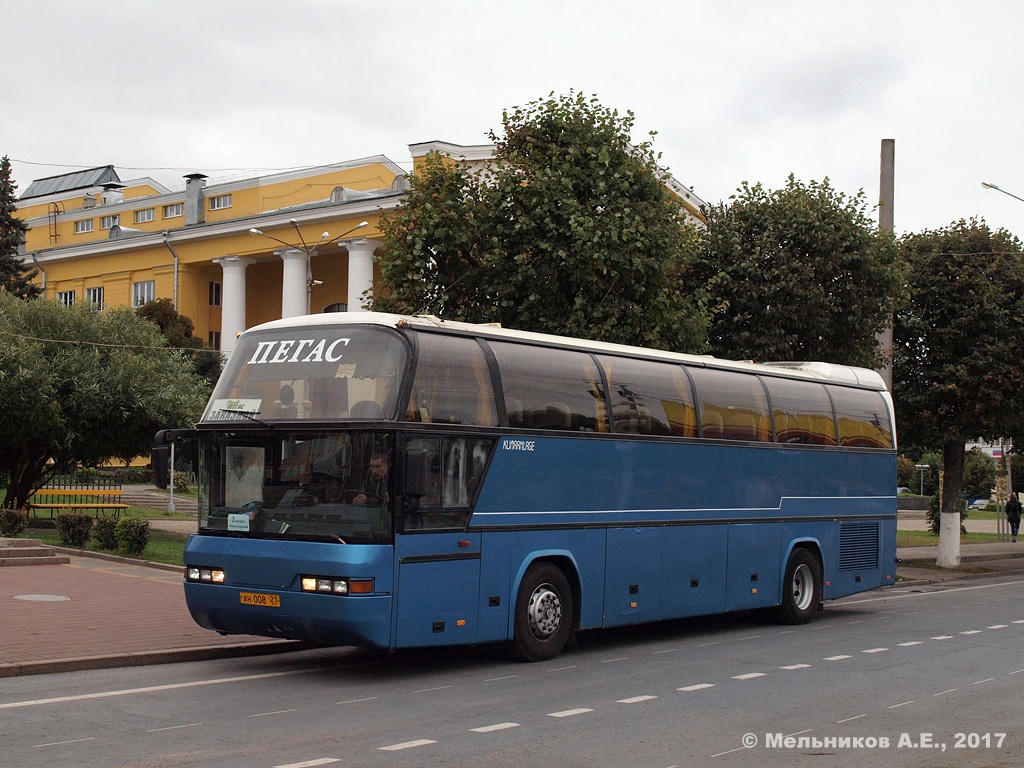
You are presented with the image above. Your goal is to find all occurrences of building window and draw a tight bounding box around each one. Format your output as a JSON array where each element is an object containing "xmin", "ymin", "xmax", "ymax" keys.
[
  {"xmin": 209, "ymin": 331, "xmax": 221, "ymax": 350},
  {"xmin": 56, "ymin": 290, "xmax": 75, "ymax": 307},
  {"xmin": 74, "ymin": 219, "xmax": 94, "ymax": 234},
  {"xmin": 85, "ymin": 286, "xmax": 105, "ymax": 309},
  {"xmin": 209, "ymin": 281, "xmax": 222, "ymax": 307},
  {"xmin": 132, "ymin": 280, "xmax": 156, "ymax": 307},
  {"xmin": 209, "ymin": 194, "xmax": 232, "ymax": 211},
  {"xmin": 163, "ymin": 202, "xmax": 184, "ymax": 218},
  {"xmin": 100, "ymin": 214, "xmax": 120, "ymax": 230},
  {"xmin": 135, "ymin": 208, "xmax": 155, "ymax": 224}
]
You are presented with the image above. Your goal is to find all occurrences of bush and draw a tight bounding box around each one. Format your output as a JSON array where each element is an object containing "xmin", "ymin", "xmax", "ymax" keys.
[
  {"xmin": 56, "ymin": 514, "xmax": 93, "ymax": 547},
  {"xmin": 93, "ymin": 517, "xmax": 118, "ymax": 550},
  {"xmin": 115, "ymin": 517, "xmax": 151, "ymax": 555},
  {"xmin": 173, "ymin": 471, "xmax": 192, "ymax": 495},
  {"xmin": 0, "ymin": 509, "xmax": 27, "ymax": 537},
  {"xmin": 927, "ymin": 494, "xmax": 968, "ymax": 535}
]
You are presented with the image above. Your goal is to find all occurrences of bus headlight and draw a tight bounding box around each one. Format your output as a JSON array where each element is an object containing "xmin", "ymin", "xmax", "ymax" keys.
[
  {"xmin": 300, "ymin": 576, "xmax": 374, "ymax": 595},
  {"xmin": 186, "ymin": 566, "xmax": 226, "ymax": 583}
]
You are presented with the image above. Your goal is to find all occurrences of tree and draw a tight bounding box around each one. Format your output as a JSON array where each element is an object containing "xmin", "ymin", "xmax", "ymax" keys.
[
  {"xmin": 0, "ymin": 156, "xmax": 40, "ymax": 299},
  {"xmin": 374, "ymin": 91, "xmax": 709, "ymax": 353},
  {"xmin": 893, "ymin": 218, "xmax": 1024, "ymax": 566},
  {"xmin": 963, "ymin": 447, "xmax": 996, "ymax": 502},
  {"xmin": 696, "ymin": 176, "xmax": 905, "ymax": 366},
  {"xmin": 136, "ymin": 298, "xmax": 222, "ymax": 386},
  {"xmin": 0, "ymin": 292, "xmax": 209, "ymax": 509}
]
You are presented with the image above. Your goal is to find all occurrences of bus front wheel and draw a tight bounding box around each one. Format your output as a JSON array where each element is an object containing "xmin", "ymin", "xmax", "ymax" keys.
[
  {"xmin": 511, "ymin": 562, "xmax": 574, "ymax": 662},
  {"xmin": 773, "ymin": 548, "xmax": 821, "ymax": 625}
]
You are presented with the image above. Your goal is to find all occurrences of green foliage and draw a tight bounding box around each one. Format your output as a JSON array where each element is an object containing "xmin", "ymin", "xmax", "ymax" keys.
[
  {"xmin": 695, "ymin": 176, "xmax": 906, "ymax": 366},
  {"xmin": 894, "ymin": 219, "xmax": 1024, "ymax": 518},
  {"xmin": 0, "ymin": 156, "xmax": 41, "ymax": 300},
  {"xmin": 963, "ymin": 447, "xmax": 996, "ymax": 501},
  {"xmin": 115, "ymin": 517, "xmax": 150, "ymax": 555},
  {"xmin": 0, "ymin": 292, "xmax": 209, "ymax": 509},
  {"xmin": 93, "ymin": 517, "xmax": 118, "ymax": 550},
  {"xmin": 926, "ymin": 494, "xmax": 968, "ymax": 535},
  {"xmin": 374, "ymin": 91, "xmax": 709, "ymax": 353},
  {"xmin": 172, "ymin": 471, "xmax": 192, "ymax": 495},
  {"xmin": 137, "ymin": 298, "xmax": 222, "ymax": 387},
  {"xmin": 56, "ymin": 514, "xmax": 93, "ymax": 547},
  {"xmin": 0, "ymin": 508, "xmax": 27, "ymax": 537}
]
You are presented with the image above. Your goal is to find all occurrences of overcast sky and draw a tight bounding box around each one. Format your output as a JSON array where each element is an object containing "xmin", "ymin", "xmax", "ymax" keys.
[{"xmin": 8, "ymin": 1, "xmax": 1023, "ymax": 237}]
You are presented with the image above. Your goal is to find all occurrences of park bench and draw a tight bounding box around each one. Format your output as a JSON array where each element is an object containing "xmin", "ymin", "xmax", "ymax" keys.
[{"xmin": 26, "ymin": 481, "xmax": 128, "ymax": 518}]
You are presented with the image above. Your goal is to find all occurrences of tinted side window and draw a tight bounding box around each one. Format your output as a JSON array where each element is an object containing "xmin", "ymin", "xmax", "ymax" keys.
[
  {"xmin": 763, "ymin": 377, "xmax": 837, "ymax": 446},
  {"xmin": 405, "ymin": 334, "xmax": 497, "ymax": 426},
  {"xmin": 688, "ymin": 367, "xmax": 771, "ymax": 442},
  {"xmin": 599, "ymin": 356, "xmax": 697, "ymax": 437},
  {"xmin": 829, "ymin": 387, "xmax": 893, "ymax": 449},
  {"xmin": 489, "ymin": 342, "xmax": 608, "ymax": 432},
  {"xmin": 404, "ymin": 436, "xmax": 493, "ymax": 530}
]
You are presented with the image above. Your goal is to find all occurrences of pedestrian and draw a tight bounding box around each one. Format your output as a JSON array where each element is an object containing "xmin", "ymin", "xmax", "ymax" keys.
[{"xmin": 1006, "ymin": 493, "xmax": 1022, "ymax": 543}]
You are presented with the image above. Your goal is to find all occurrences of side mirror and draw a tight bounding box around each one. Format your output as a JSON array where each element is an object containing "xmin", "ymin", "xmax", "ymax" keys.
[
  {"xmin": 403, "ymin": 446, "xmax": 430, "ymax": 514},
  {"xmin": 152, "ymin": 445, "xmax": 170, "ymax": 489}
]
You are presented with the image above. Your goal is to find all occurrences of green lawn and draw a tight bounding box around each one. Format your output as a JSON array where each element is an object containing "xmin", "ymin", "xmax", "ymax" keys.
[
  {"xmin": 897, "ymin": 529, "xmax": 1004, "ymax": 548},
  {"xmin": 32, "ymin": 528, "xmax": 187, "ymax": 567}
]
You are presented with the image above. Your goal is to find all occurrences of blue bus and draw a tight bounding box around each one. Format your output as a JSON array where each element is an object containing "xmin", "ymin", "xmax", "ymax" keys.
[{"xmin": 154, "ymin": 312, "xmax": 897, "ymax": 661}]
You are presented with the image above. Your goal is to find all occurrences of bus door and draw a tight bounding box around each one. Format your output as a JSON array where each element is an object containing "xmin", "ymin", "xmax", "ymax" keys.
[{"xmin": 393, "ymin": 436, "xmax": 490, "ymax": 647}]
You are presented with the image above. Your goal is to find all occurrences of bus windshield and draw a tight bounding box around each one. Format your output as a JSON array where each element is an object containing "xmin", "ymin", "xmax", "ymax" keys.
[
  {"xmin": 198, "ymin": 431, "xmax": 393, "ymax": 544},
  {"xmin": 203, "ymin": 325, "xmax": 407, "ymax": 422}
]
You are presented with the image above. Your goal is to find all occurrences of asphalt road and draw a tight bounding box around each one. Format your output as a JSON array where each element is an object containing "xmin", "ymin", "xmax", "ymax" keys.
[{"xmin": 4, "ymin": 572, "xmax": 1024, "ymax": 768}]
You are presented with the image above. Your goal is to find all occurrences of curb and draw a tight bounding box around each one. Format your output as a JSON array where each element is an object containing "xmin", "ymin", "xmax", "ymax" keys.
[{"xmin": 0, "ymin": 640, "xmax": 316, "ymax": 679}]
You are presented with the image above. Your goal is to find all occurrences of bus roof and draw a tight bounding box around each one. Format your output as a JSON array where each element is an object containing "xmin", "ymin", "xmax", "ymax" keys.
[{"xmin": 240, "ymin": 312, "xmax": 888, "ymax": 391}]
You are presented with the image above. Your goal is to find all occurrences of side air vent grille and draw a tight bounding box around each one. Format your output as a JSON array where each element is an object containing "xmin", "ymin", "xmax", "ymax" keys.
[{"xmin": 839, "ymin": 521, "xmax": 879, "ymax": 572}]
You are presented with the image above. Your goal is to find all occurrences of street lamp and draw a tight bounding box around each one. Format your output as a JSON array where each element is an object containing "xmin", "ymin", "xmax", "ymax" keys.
[
  {"xmin": 250, "ymin": 220, "xmax": 369, "ymax": 312},
  {"xmin": 914, "ymin": 463, "xmax": 930, "ymax": 496},
  {"xmin": 981, "ymin": 181, "xmax": 1024, "ymax": 205}
]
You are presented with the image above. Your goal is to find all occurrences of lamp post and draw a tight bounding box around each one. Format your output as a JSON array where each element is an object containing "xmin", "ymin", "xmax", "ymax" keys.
[
  {"xmin": 981, "ymin": 181, "xmax": 1024, "ymax": 205},
  {"xmin": 250, "ymin": 220, "xmax": 369, "ymax": 313},
  {"xmin": 917, "ymin": 462, "xmax": 933, "ymax": 499}
]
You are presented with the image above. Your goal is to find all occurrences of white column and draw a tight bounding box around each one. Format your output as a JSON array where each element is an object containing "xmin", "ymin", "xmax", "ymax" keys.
[
  {"xmin": 278, "ymin": 247, "xmax": 308, "ymax": 318},
  {"xmin": 346, "ymin": 238, "xmax": 376, "ymax": 311},
  {"xmin": 213, "ymin": 256, "xmax": 253, "ymax": 358}
]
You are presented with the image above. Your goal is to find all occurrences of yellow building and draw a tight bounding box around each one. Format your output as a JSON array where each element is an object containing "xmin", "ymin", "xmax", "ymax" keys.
[{"xmin": 17, "ymin": 142, "xmax": 706, "ymax": 356}]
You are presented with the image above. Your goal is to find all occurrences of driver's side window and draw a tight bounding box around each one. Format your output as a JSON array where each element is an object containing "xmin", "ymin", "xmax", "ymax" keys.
[{"xmin": 404, "ymin": 436, "xmax": 493, "ymax": 530}]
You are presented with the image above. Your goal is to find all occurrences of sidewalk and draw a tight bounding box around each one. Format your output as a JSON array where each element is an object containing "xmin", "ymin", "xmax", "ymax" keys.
[{"xmin": 2, "ymin": 512, "xmax": 1023, "ymax": 679}]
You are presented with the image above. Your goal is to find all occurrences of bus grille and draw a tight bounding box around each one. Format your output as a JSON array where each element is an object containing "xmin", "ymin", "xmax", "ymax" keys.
[{"xmin": 839, "ymin": 522, "xmax": 879, "ymax": 571}]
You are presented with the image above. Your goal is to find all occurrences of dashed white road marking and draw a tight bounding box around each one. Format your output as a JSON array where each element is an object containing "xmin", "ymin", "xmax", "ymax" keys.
[
  {"xmin": 837, "ymin": 713, "xmax": 867, "ymax": 723},
  {"xmin": 898, "ymin": 641, "xmax": 923, "ymax": 647},
  {"xmin": 989, "ymin": 624, "xmax": 1009, "ymax": 629},
  {"xmin": 471, "ymin": 722, "xmax": 520, "ymax": 733},
  {"xmin": 888, "ymin": 701, "xmax": 914, "ymax": 709},
  {"xmin": 961, "ymin": 630, "xmax": 983, "ymax": 635},
  {"xmin": 732, "ymin": 672, "xmax": 765, "ymax": 680},
  {"xmin": 337, "ymin": 697, "xmax": 378, "ymax": 705},
  {"xmin": 618, "ymin": 695, "xmax": 657, "ymax": 704},
  {"xmin": 148, "ymin": 723, "xmax": 202, "ymax": 732},
  {"xmin": 548, "ymin": 708, "xmax": 593, "ymax": 718},
  {"xmin": 378, "ymin": 739, "xmax": 436, "ymax": 751},
  {"xmin": 274, "ymin": 760, "xmax": 340, "ymax": 768},
  {"xmin": 251, "ymin": 709, "xmax": 296, "ymax": 718},
  {"xmin": 934, "ymin": 688, "xmax": 957, "ymax": 696},
  {"xmin": 485, "ymin": 675, "xmax": 519, "ymax": 682},
  {"xmin": 678, "ymin": 683, "xmax": 715, "ymax": 692},
  {"xmin": 974, "ymin": 678, "xmax": 995, "ymax": 685},
  {"xmin": 414, "ymin": 685, "xmax": 453, "ymax": 693},
  {"xmin": 931, "ymin": 635, "xmax": 954, "ymax": 640},
  {"xmin": 33, "ymin": 737, "xmax": 95, "ymax": 748},
  {"xmin": 824, "ymin": 655, "xmax": 851, "ymax": 661},
  {"xmin": 780, "ymin": 664, "xmax": 811, "ymax": 670},
  {"xmin": 862, "ymin": 648, "xmax": 888, "ymax": 654}
]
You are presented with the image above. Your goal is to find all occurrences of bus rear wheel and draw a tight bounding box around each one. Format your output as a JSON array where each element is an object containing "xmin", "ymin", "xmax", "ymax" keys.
[
  {"xmin": 773, "ymin": 548, "xmax": 821, "ymax": 625},
  {"xmin": 510, "ymin": 562, "xmax": 574, "ymax": 662}
]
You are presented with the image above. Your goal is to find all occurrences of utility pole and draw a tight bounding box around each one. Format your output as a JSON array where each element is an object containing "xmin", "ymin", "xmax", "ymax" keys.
[{"xmin": 875, "ymin": 138, "xmax": 895, "ymax": 391}]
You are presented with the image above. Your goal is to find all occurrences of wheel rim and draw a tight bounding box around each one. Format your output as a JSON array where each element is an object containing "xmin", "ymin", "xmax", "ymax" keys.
[
  {"xmin": 527, "ymin": 583, "xmax": 562, "ymax": 640},
  {"xmin": 791, "ymin": 563, "xmax": 814, "ymax": 611}
]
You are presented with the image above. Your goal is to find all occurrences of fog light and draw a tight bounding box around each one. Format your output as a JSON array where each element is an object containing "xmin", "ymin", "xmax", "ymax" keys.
[{"xmin": 301, "ymin": 577, "xmax": 317, "ymax": 592}]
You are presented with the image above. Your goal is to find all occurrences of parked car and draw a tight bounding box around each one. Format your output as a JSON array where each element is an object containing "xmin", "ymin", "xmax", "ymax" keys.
[
  {"xmin": 897, "ymin": 487, "xmax": 911, "ymax": 495},
  {"xmin": 968, "ymin": 498, "xmax": 991, "ymax": 510}
]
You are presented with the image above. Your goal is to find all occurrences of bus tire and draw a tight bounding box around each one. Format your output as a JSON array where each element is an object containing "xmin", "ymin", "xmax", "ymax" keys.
[
  {"xmin": 510, "ymin": 562, "xmax": 574, "ymax": 662},
  {"xmin": 773, "ymin": 548, "xmax": 821, "ymax": 625}
]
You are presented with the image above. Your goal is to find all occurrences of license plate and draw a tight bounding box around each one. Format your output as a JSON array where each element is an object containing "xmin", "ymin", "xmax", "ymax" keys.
[{"xmin": 239, "ymin": 591, "xmax": 281, "ymax": 608}]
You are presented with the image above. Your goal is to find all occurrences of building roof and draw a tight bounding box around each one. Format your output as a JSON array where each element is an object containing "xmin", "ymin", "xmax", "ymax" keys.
[{"xmin": 20, "ymin": 165, "xmax": 121, "ymax": 200}]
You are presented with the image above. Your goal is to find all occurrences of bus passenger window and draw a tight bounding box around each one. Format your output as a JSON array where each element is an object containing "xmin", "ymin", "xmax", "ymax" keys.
[
  {"xmin": 763, "ymin": 377, "xmax": 837, "ymax": 446},
  {"xmin": 405, "ymin": 334, "xmax": 497, "ymax": 427},
  {"xmin": 688, "ymin": 367, "xmax": 771, "ymax": 442},
  {"xmin": 490, "ymin": 342, "xmax": 608, "ymax": 432},
  {"xmin": 830, "ymin": 387, "xmax": 893, "ymax": 449},
  {"xmin": 599, "ymin": 356, "xmax": 696, "ymax": 437}
]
